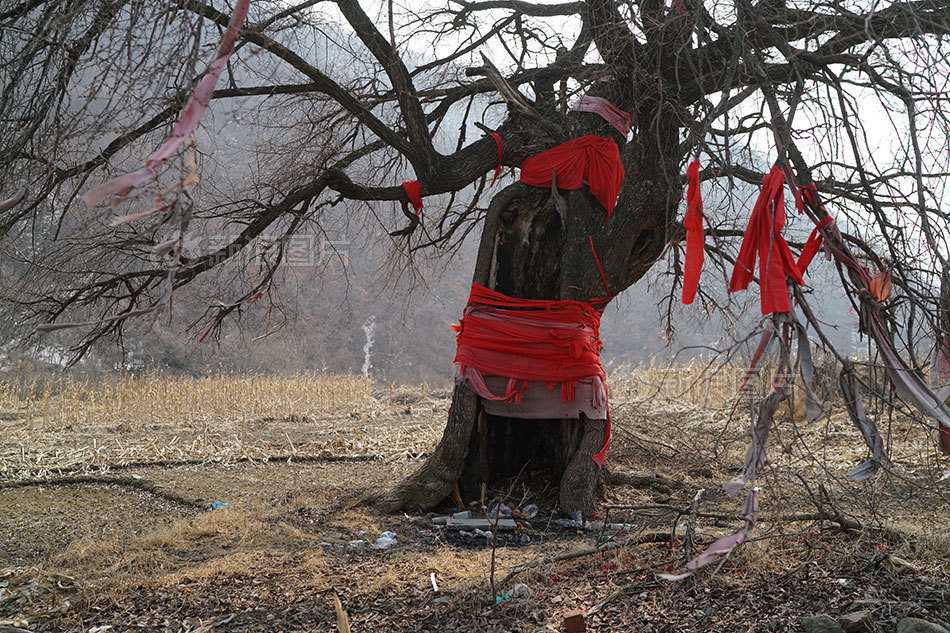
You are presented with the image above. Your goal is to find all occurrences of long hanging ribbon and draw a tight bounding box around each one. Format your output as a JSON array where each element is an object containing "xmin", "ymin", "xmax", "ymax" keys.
[
  {"xmin": 83, "ymin": 0, "xmax": 251, "ymax": 210},
  {"xmin": 681, "ymin": 160, "xmax": 704, "ymax": 304},
  {"xmin": 940, "ymin": 272, "xmax": 950, "ymax": 381},
  {"xmin": 793, "ymin": 175, "xmax": 950, "ymax": 453},
  {"xmin": 402, "ymin": 180, "xmax": 423, "ymax": 216},
  {"xmin": 729, "ymin": 166, "xmax": 804, "ymax": 315},
  {"xmin": 570, "ymin": 96, "xmax": 632, "ymax": 136},
  {"xmin": 0, "ymin": 189, "xmax": 26, "ymax": 213},
  {"xmin": 488, "ymin": 133, "xmax": 503, "ymax": 187},
  {"xmin": 594, "ymin": 407, "xmax": 611, "ymax": 468}
]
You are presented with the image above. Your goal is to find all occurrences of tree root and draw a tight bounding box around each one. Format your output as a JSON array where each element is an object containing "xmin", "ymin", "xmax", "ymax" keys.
[
  {"xmin": 601, "ymin": 469, "xmax": 685, "ymax": 494},
  {"xmin": 559, "ymin": 418, "xmax": 607, "ymax": 516},
  {"xmin": 374, "ymin": 383, "xmax": 480, "ymax": 513}
]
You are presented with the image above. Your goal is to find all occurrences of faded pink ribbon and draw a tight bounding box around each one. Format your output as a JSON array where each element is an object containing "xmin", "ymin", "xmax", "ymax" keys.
[
  {"xmin": 571, "ymin": 96, "xmax": 632, "ymax": 136},
  {"xmin": 83, "ymin": 0, "xmax": 251, "ymax": 211},
  {"xmin": 659, "ymin": 489, "xmax": 759, "ymax": 581}
]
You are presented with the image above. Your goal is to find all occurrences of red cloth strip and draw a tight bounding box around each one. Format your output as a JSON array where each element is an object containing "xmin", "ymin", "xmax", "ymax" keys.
[
  {"xmin": 681, "ymin": 160, "xmax": 704, "ymax": 305},
  {"xmin": 488, "ymin": 133, "xmax": 503, "ymax": 187},
  {"xmin": 940, "ymin": 341, "xmax": 950, "ymax": 381},
  {"xmin": 589, "ymin": 235, "xmax": 611, "ymax": 298},
  {"xmin": 453, "ymin": 283, "xmax": 610, "ymax": 466},
  {"xmin": 519, "ymin": 135, "xmax": 624, "ymax": 221},
  {"xmin": 794, "ymin": 182, "xmax": 818, "ymax": 215},
  {"xmin": 198, "ymin": 320, "xmax": 215, "ymax": 343},
  {"xmin": 599, "ymin": 410, "xmax": 611, "ymax": 468},
  {"xmin": 571, "ymin": 96, "xmax": 632, "ymax": 136},
  {"xmin": 402, "ymin": 180, "xmax": 423, "ymax": 216},
  {"xmin": 797, "ymin": 215, "xmax": 834, "ymax": 274},
  {"xmin": 729, "ymin": 166, "xmax": 804, "ymax": 315}
]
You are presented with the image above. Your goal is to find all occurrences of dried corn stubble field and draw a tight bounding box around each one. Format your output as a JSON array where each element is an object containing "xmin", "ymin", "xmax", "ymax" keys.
[{"xmin": 1, "ymin": 367, "xmax": 949, "ymax": 633}]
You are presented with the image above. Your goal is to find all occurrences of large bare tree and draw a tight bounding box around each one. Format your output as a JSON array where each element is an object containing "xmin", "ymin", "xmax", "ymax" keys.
[{"xmin": 2, "ymin": 0, "xmax": 949, "ymax": 513}]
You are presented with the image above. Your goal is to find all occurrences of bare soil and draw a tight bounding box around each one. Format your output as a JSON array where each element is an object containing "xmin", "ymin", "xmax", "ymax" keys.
[{"xmin": 2, "ymin": 380, "xmax": 949, "ymax": 632}]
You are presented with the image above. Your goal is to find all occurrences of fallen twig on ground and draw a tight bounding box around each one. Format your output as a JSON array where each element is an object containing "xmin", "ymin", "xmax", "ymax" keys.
[{"xmin": 498, "ymin": 531, "xmax": 671, "ymax": 586}]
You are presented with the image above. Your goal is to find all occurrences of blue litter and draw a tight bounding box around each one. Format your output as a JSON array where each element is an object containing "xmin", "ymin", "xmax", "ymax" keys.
[{"xmin": 210, "ymin": 501, "xmax": 230, "ymax": 511}]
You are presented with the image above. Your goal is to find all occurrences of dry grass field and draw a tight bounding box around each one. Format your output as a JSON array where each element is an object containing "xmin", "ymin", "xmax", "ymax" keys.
[{"xmin": 1, "ymin": 367, "xmax": 949, "ymax": 632}]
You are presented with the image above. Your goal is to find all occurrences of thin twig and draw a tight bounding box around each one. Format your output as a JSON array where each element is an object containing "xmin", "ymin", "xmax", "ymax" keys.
[{"xmin": 498, "ymin": 531, "xmax": 671, "ymax": 586}]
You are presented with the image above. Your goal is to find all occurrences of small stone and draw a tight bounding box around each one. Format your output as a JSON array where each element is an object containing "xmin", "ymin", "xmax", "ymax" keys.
[
  {"xmin": 372, "ymin": 536, "xmax": 397, "ymax": 550},
  {"xmin": 896, "ymin": 618, "xmax": 949, "ymax": 633},
  {"xmin": 802, "ymin": 614, "xmax": 844, "ymax": 633},
  {"xmin": 839, "ymin": 610, "xmax": 874, "ymax": 633},
  {"xmin": 563, "ymin": 609, "xmax": 586, "ymax": 633}
]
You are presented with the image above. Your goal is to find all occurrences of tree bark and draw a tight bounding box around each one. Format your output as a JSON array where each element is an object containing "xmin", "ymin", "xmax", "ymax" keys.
[
  {"xmin": 382, "ymin": 88, "xmax": 682, "ymax": 515},
  {"xmin": 383, "ymin": 183, "xmax": 623, "ymax": 514},
  {"xmin": 377, "ymin": 382, "xmax": 479, "ymax": 512}
]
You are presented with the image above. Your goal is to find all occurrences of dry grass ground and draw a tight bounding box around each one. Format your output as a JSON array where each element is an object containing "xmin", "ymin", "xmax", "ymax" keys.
[{"xmin": 1, "ymin": 368, "xmax": 948, "ymax": 632}]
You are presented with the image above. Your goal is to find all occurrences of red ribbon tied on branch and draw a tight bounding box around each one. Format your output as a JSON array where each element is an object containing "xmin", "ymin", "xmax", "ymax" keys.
[
  {"xmin": 794, "ymin": 182, "xmax": 818, "ymax": 215},
  {"xmin": 402, "ymin": 180, "xmax": 423, "ymax": 216},
  {"xmin": 796, "ymin": 215, "xmax": 834, "ymax": 274},
  {"xmin": 488, "ymin": 133, "xmax": 503, "ymax": 187},
  {"xmin": 794, "ymin": 182, "xmax": 836, "ymax": 276},
  {"xmin": 681, "ymin": 160, "xmax": 704, "ymax": 305},
  {"xmin": 729, "ymin": 166, "xmax": 804, "ymax": 315}
]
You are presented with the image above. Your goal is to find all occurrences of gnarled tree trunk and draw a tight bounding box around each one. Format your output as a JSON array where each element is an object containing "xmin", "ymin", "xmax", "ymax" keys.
[{"xmin": 381, "ymin": 90, "xmax": 681, "ymax": 515}]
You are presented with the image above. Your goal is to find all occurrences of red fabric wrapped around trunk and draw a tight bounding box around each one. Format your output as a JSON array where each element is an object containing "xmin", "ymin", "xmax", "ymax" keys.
[
  {"xmin": 519, "ymin": 135, "xmax": 624, "ymax": 221},
  {"xmin": 452, "ymin": 283, "xmax": 611, "ymax": 466}
]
